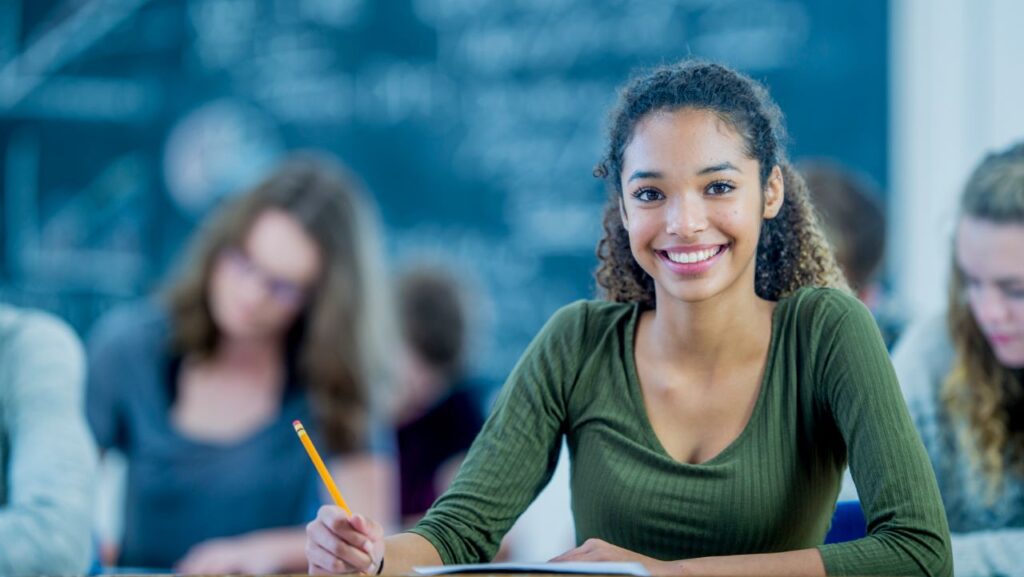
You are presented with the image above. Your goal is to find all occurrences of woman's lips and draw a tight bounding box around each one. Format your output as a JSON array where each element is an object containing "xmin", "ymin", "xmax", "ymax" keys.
[{"xmin": 656, "ymin": 244, "xmax": 728, "ymax": 275}]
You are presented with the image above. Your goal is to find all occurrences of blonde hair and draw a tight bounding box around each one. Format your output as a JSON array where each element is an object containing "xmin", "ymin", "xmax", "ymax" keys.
[{"xmin": 942, "ymin": 142, "xmax": 1024, "ymax": 497}]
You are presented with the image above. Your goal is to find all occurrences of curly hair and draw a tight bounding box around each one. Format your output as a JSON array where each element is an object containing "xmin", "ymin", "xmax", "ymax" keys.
[
  {"xmin": 594, "ymin": 60, "xmax": 846, "ymax": 307},
  {"xmin": 164, "ymin": 153, "xmax": 396, "ymax": 453},
  {"xmin": 942, "ymin": 141, "xmax": 1024, "ymax": 496}
]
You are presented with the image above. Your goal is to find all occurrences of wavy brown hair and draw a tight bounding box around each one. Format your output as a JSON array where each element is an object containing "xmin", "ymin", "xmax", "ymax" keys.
[
  {"xmin": 594, "ymin": 60, "xmax": 846, "ymax": 307},
  {"xmin": 164, "ymin": 152, "xmax": 395, "ymax": 453},
  {"xmin": 942, "ymin": 142, "xmax": 1024, "ymax": 495}
]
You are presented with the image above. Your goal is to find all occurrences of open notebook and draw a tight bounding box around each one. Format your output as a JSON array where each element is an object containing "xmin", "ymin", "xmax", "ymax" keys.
[{"xmin": 413, "ymin": 562, "xmax": 651, "ymax": 576}]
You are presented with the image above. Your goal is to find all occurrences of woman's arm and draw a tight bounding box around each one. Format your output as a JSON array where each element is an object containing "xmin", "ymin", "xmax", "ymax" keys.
[
  {"xmin": 892, "ymin": 320, "xmax": 1019, "ymax": 577},
  {"xmin": 552, "ymin": 538, "xmax": 826, "ymax": 576},
  {"xmin": 674, "ymin": 549, "xmax": 825, "ymax": 576},
  {"xmin": 176, "ymin": 527, "xmax": 309, "ymax": 573},
  {"xmin": 305, "ymin": 302, "xmax": 590, "ymax": 572},
  {"xmin": 0, "ymin": 313, "xmax": 97, "ymax": 576},
  {"xmin": 177, "ymin": 421, "xmax": 400, "ymax": 573},
  {"xmin": 815, "ymin": 294, "xmax": 952, "ymax": 577}
]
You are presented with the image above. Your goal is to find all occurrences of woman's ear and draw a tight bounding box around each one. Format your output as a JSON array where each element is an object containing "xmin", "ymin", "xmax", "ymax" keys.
[{"xmin": 763, "ymin": 165, "xmax": 785, "ymax": 219}]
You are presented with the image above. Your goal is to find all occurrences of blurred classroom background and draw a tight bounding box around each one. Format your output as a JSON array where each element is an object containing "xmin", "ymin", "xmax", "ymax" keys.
[
  {"xmin": 0, "ymin": 0, "xmax": 895, "ymax": 385},
  {"xmin": 2, "ymin": 0, "xmax": 1024, "ymax": 563}
]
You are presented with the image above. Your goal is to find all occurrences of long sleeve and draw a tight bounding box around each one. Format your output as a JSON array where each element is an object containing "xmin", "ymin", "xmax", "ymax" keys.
[
  {"xmin": 814, "ymin": 296, "xmax": 952, "ymax": 577},
  {"xmin": 407, "ymin": 302, "xmax": 587, "ymax": 564},
  {"xmin": 0, "ymin": 312, "xmax": 98, "ymax": 576},
  {"xmin": 894, "ymin": 315, "xmax": 1024, "ymax": 577}
]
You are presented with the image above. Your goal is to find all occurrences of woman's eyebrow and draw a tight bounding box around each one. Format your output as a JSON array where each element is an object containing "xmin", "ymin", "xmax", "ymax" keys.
[
  {"xmin": 697, "ymin": 161, "xmax": 740, "ymax": 175},
  {"xmin": 626, "ymin": 169, "xmax": 662, "ymax": 182},
  {"xmin": 627, "ymin": 162, "xmax": 740, "ymax": 183}
]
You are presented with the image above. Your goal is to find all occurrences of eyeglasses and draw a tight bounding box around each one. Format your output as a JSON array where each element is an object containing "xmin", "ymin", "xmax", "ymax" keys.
[{"xmin": 220, "ymin": 247, "xmax": 309, "ymax": 308}]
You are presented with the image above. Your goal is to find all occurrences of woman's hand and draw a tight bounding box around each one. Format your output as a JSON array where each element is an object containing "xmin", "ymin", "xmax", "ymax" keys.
[
  {"xmin": 176, "ymin": 530, "xmax": 302, "ymax": 574},
  {"xmin": 551, "ymin": 538, "xmax": 678, "ymax": 576},
  {"xmin": 306, "ymin": 506, "xmax": 385, "ymax": 575}
]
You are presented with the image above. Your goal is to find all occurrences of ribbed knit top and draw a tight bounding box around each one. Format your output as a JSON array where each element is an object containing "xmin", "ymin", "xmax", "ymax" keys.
[{"xmin": 409, "ymin": 288, "xmax": 952, "ymax": 576}]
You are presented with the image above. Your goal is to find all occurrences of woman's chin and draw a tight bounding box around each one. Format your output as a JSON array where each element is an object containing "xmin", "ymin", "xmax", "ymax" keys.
[{"xmin": 989, "ymin": 341, "xmax": 1024, "ymax": 369}]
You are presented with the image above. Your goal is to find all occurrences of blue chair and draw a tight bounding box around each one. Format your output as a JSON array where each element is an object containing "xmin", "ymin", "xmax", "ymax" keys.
[
  {"xmin": 88, "ymin": 538, "xmax": 102, "ymax": 576},
  {"xmin": 824, "ymin": 500, "xmax": 867, "ymax": 544}
]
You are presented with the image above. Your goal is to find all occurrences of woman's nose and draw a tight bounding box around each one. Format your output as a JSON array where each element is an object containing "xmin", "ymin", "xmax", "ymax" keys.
[{"xmin": 665, "ymin": 193, "xmax": 708, "ymax": 237}]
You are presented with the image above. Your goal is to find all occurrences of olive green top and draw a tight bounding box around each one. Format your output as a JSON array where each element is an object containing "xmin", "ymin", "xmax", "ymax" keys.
[{"xmin": 410, "ymin": 288, "xmax": 952, "ymax": 576}]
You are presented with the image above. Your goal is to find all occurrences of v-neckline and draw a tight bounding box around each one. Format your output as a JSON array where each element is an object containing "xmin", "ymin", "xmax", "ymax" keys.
[{"xmin": 623, "ymin": 300, "xmax": 782, "ymax": 467}]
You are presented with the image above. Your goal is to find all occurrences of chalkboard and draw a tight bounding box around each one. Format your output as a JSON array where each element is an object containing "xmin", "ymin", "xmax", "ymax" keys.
[{"xmin": 0, "ymin": 0, "xmax": 887, "ymax": 382}]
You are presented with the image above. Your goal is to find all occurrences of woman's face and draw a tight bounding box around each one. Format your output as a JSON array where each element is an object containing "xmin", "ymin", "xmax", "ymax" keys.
[
  {"xmin": 619, "ymin": 108, "xmax": 783, "ymax": 305},
  {"xmin": 956, "ymin": 216, "xmax": 1024, "ymax": 368},
  {"xmin": 209, "ymin": 208, "xmax": 323, "ymax": 343}
]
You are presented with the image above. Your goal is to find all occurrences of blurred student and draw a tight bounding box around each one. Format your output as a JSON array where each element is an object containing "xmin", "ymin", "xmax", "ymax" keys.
[
  {"xmin": 393, "ymin": 266, "xmax": 485, "ymax": 528},
  {"xmin": 800, "ymin": 160, "xmax": 886, "ymax": 300},
  {"xmin": 306, "ymin": 60, "xmax": 951, "ymax": 577},
  {"xmin": 800, "ymin": 160, "xmax": 901, "ymax": 346},
  {"xmin": 0, "ymin": 305, "xmax": 97, "ymax": 576},
  {"xmin": 894, "ymin": 141, "xmax": 1024, "ymax": 577},
  {"xmin": 86, "ymin": 154, "xmax": 398, "ymax": 572}
]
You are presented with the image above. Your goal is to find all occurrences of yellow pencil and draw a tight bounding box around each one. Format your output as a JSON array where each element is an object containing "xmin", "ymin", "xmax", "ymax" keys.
[{"xmin": 293, "ymin": 420, "xmax": 352, "ymax": 515}]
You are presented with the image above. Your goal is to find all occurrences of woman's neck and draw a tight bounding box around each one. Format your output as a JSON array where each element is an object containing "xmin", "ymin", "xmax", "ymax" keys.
[
  {"xmin": 648, "ymin": 285, "xmax": 774, "ymax": 370},
  {"xmin": 212, "ymin": 335, "xmax": 284, "ymax": 370}
]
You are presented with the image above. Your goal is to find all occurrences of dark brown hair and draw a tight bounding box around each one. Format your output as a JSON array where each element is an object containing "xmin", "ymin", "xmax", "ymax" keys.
[
  {"xmin": 164, "ymin": 152, "xmax": 395, "ymax": 453},
  {"xmin": 594, "ymin": 60, "xmax": 846, "ymax": 307},
  {"xmin": 397, "ymin": 266, "xmax": 467, "ymax": 379},
  {"xmin": 800, "ymin": 160, "xmax": 886, "ymax": 292}
]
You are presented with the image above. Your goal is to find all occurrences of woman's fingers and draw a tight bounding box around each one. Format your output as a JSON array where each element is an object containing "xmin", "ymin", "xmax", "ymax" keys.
[
  {"xmin": 308, "ymin": 521, "xmax": 374, "ymax": 568},
  {"xmin": 550, "ymin": 549, "xmax": 581, "ymax": 562},
  {"xmin": 307, "ymin": 540, "xmax": 357, "ymax": 574},
  {"xmin": 307, "ymin": 506, "xmax": 382, "ymax": 574},
  {"xmin": 551, "ymin": 539, "xmax": 606, "ymax": 562}
]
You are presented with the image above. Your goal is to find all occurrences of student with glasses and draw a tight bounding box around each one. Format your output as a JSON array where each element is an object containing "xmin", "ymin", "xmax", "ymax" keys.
[{"xmin": 86, "ymin": 153, "xmax": 398, "ymax": 572}]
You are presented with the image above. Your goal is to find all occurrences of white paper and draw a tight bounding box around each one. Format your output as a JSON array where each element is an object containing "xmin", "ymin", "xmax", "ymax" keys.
[{"xmin": 413, "ymin": 562, "xmax": 650, "ymax": 576}]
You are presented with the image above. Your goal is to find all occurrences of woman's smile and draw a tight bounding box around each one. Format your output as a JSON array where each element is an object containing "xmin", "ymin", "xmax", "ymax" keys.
[{"xmin": 656, "ymin": 244, "xmax": 730, "ymax": 276}]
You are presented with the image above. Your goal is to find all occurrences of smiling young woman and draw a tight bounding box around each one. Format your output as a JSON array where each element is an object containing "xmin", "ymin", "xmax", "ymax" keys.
[{"xmin": 305, "ymin": 60, "xmax": 952, "ymax": 577}]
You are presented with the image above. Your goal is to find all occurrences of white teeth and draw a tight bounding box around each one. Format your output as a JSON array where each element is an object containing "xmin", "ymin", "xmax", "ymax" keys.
[{"xmin": 666, "ymin": 247, "xmax": 720, "ymax": 264}]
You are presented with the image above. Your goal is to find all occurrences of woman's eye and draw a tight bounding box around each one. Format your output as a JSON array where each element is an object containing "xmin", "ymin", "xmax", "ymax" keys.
[
  {"xmin": 1003, "ymin": 287, "xmax": 1024, "ymax": 300},
  {"xmin": 707, "ymin": 182, "xmax": 734, "ymax": 195},
  {"xmin": 633, "ymin": 188, "xmax": 663, "ymax": 202}
]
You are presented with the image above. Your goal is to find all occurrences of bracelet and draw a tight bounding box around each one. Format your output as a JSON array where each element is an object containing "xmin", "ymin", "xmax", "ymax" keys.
[{"xmin": 375, "ymin": 555, "xmax": 385, "ymax": 575}]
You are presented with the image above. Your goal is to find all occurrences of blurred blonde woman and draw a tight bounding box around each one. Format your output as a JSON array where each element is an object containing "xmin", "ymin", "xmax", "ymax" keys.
[
  {"xmin": 894, "ymin": 141, "xmax": 1024, "ymax": 577},
  {"xmin": 86, "ymin": 153, "xmax": 397, "ymax": 572}
]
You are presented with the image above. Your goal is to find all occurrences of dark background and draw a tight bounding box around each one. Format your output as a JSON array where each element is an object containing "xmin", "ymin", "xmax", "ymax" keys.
[{"xmin": 0, "ymin": 0, "xmax": 887, "ymax": 382}]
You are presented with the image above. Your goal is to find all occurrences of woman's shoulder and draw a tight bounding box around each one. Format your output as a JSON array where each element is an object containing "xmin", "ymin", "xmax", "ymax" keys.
[
  {"xmin": 776, "ymin": 286, "xmax": 870, "ymax": 330},
  {"xmin": 780, "ymin": 285, "xmax": 862, "ymax": 311},
  {"xmin": 542, "ymin": 299, "xmax": 636, "ymax": 342},
  {"xmin": 892, "ymin": 312, "xmax": 953, "ymax": 408},
  {"xmin": 88, "ymin": 299, "xmax": 171, "ymax": 358},
  {"xmin": 893, "ymin": 312, "xmax": 952, "ymax": 364},
  {"xmin": 553, "ymin": 298, "xmax": 635, "ymax": 320},
  {"xmin": 0, "ymin": 304, "xmax": 83, "ymax": 363}
]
